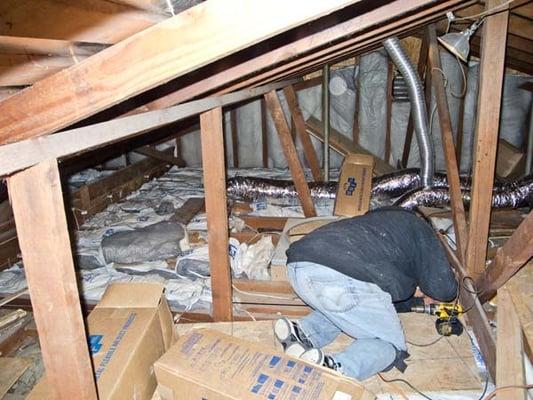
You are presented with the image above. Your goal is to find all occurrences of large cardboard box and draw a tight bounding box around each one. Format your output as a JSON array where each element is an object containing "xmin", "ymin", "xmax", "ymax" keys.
[
  {"xmin": 334, "ymin": 154, "xmax": 374, "ymax": 217},
  {"xmin": 28, "ymin": 283, "xmax": 176, "ymax": 400},
  {"xmin": 154, "ymin": 329, "xmax": 367, "ymax": 400}
]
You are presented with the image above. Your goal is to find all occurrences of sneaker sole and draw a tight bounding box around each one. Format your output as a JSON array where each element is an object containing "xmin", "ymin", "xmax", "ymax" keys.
[
  {"xmin": 285, "ymin": 342, "xmax": 306, "ymax": 358},
  {"xmin": 274, "ymin": 318, "xmax": 294, "ymax": 343},
  {"xmin": 301, "ymin": 348, "xmax": 324, "ymax": 365}
]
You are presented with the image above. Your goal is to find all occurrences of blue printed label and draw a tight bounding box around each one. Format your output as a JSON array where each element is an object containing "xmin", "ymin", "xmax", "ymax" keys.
[
  {"xmin": 94, "ymin": 313, "xmax": 136, "ymax": 380},
  {"xmin": 228, "ymin": 244, "xmax": 238, "ymax": 257},
  {"xmin": 88, "ymin": 335, "xmax": 103, "ymax": 354},
  {"xmin": 343, "ymin": 177, "xmax": 357, "ymax": 196}
]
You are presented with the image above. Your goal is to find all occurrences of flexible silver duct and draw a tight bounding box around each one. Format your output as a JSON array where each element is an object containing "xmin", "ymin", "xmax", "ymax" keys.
[
  {"xmin": 227, "ymin": 173, "xmax": 533, "ymax": 211},
  {"xmin": 394, "ymin": 175, "xmax": 533, "ymax": 210},
  {"xmin": 371, "ymin": 169, "xmax": 472, "ymax": 200},
  {"xmin": 227, "ymin": 177, "xmax": 337, "ymax": 201},
  {"xmin": 383, "ymin": 37, "xmax": 434, "ymax": 188}
]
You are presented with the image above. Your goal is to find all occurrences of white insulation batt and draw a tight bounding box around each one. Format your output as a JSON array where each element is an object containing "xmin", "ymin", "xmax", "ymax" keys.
[{"xmin": 175, "ymin": 50, "xmax": 532, "ymax": 174}]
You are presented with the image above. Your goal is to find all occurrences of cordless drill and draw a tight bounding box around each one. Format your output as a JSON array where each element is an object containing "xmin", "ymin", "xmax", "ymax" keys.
[{"xmin": 412, "ymin": 303, "xmax": 464, "ymax": 336}]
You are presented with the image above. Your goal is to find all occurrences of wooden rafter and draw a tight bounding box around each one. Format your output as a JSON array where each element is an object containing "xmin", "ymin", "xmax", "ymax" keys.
[
  {"xmin": 0, "ymin": 0, "xmax": 164, "ymax": 44},
  {"xmin": 241, "ymin": 0, "xmax": 476, "ymax": 90},
  {"xmin": 0, "ymin": 0, "xmax": 359, "ymax": 145},
  {"xmin": 0, "ymin": 79, "xmax": 296, "ymax": 177}
]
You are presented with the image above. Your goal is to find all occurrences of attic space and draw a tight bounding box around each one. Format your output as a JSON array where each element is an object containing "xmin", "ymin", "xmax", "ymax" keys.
[{"xmin": 0, "ymin": 1, "xmax": 532, "ymax": 399}]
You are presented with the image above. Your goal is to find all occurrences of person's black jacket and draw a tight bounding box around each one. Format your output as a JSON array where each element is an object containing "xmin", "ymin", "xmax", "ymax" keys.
[{"xmin": 286, "ymin": 207, "xmax": 458, "ymax": 305}]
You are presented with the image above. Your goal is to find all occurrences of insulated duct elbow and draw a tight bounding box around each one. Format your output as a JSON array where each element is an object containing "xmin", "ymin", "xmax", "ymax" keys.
[{"xmin": 383, "ymin": 37, "xmax": 434, "ymax": 188}]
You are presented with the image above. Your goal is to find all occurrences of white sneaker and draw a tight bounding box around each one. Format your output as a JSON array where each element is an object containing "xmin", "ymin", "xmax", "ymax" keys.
[{"xmin": 274, "ymin": 317, "xmax": 313, "ymax": 357}]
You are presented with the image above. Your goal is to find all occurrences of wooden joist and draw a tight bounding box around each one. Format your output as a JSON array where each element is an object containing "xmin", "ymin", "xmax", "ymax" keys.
[
  {"xmin": 466, "ymin": 0, "xmax": 510, "ymax": 280},
  {"xmin": 264, "ymin": 90, "xmax": 317, "ymax": 218},
  {"xmin": 0, "ymin": 0, "xmax": 359, "ymax": 145},
  {"xmin": 200, "ymin": 107, "xmax": 233, "ymax": 322},
  {"xmin": 70, "ymin": 154, "xmax": 171, "ymax": 225},
  {"xmin": 305, "ymin": 117, "xmax": 395, "ymax": 176},
  {"xmin": 7, "ymin": 160, "xmax": 97, "ymax": 399},
  {"xmin": 0, "ymin": 79, "xmax": 296, "ymax": 177}
]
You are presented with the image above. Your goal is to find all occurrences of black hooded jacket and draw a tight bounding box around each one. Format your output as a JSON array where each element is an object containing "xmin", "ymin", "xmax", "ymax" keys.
[{"xmin": 286, "ymin": 207, "xmax": 458, "ymax": 305}]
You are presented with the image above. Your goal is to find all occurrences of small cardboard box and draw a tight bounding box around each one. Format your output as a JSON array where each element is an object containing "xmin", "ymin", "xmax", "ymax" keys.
[
  {"xmin": 154, "ymin": 329, "xmax": 367, "ymax": 400},
  {"xmin": 28, "ymin": 283, "xmax": 176, "ymax": 400},
  {"xmin": 334, "ymin": 153, "xmax": 374, "ymax": 217}
]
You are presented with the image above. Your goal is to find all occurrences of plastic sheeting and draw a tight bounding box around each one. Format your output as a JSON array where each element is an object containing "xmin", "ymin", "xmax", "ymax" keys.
[{"xmin": 174, "ymin": 50, "xmax": 531, "ymax": 174}]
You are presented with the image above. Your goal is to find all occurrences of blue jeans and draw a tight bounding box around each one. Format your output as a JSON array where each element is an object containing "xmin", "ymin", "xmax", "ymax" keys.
[{"xmin": 287, "ymin": 261, "xmax": 407, "ymax": 381}]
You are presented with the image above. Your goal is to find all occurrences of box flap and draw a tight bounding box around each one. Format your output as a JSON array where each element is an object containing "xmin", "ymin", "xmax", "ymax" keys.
[{"xmin": 96, "ymin": 282, "xmax": 165, "ymax": 309}]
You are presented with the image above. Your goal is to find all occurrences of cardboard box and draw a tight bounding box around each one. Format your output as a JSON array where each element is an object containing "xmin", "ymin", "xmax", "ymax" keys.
[
  {"xmin": 334, "ymin": 154, "xmax": 374, "ymax": 217},
  {"xmin": 154, "ymin": 329, "xmax": 367, "ymax": 400},
  {"xmin": 28, "ymin": 283, "xmax": 176, "ymax": 400}
]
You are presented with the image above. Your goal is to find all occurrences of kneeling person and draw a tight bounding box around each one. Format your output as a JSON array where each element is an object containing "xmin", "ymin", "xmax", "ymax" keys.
[{"xmin": 274, "ymin": 207, "xmax": 458, "ymax": 381}]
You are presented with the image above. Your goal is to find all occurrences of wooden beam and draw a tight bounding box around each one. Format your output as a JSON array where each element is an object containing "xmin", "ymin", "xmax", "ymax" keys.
[
  {"xmin": 427, "ymin": 25, "xmax": 469, "ymax": 263},
  {"xmin": 477, "ymin": 211, "xmax": 533, "ymax": 303},
  {"xmin": 200, "ymin": 107, "xmax": 233, "ymax": 322},
  {"xmin": 230, "ymin": 109, "xmax": 239, "ymax": 168},
  {"xmin": 283, "ymin": 85, "xmax": 323, "ymax": 181},
  {"xmin": 0, "ymin": 0, "xmax": 359, "ymax": 145},
  {"xmin": 261, "ymin": 98, "xmax": 269, "ymax": 168},
  {"xmin": 401, "ymin": 31, "xmax": 429, "ymax": 168},
  {"xmin": 466, "ymin": 0, "xmax": 510, "ymax": 280},
  {"xmin": 496, "ymin": 287, "xmax": 527, "ymax": 400},
  {"xmin": 0, "ymin": 79, "xmax": 296, "ymax": 177},
  {"xmin": 134, "ymin": 145, "xmax": 185, "ymax": 167},
  {"xmin": 0, "ymin": 0, "xmax": 163, "ymax": 44},
  {"xmin": 441, "ymin": 238, "xmax": 496, "ymax": 380},
  {"xmin": 173, "ymin": 197, "xmax": 205, "ymax": 225},
  {"xmin": 134, "ymin": 0, "xmax": 459, "ymax": 113},
  {"xmin": 305, "ymin": 117, "xmax": 395, "ymax": 175},
  {"xmin": 7, "ymin": 159, "xmax": 97, "ymax": 399},
  {"xmin": 264, "ymin": 90, "xmax": 316, "ymax": 217}
]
